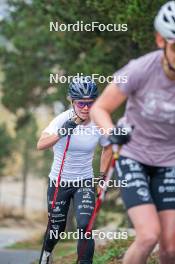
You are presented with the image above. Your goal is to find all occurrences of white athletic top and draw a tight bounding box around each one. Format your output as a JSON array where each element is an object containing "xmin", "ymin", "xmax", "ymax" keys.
[{"xmin": 43, "ymin": 109, "xmax": 109, "ymax": 182}]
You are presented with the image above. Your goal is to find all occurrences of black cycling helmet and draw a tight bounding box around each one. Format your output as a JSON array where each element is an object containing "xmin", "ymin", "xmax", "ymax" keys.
[{"xmin": 68, "ymin": 76, "xmax": 98, "ymax": 100}]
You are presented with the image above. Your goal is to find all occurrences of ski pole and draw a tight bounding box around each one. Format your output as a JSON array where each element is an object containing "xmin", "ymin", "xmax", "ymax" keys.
[
  {"xmin": 39, "ymin": 134, "xmax": 71, "ymax": 264},
  {"xmin": 76, "ymin": 144, "xmax": 120, "ymax": 263}
]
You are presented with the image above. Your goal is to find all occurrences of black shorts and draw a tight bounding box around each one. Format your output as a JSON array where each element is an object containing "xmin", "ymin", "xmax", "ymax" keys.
[{"xmin": 116, "ymin": 155, "xmax": 175, "ymax": 211}]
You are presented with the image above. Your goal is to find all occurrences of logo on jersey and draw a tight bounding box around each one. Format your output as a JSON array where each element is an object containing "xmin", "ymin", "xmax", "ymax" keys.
[
  {"xmin": 137, "ymin": 187, "xmax": 150, "ymax": 201},
  {"xmin": 141, "ymin": 92, "xmax": 175, "ymax": 124}
]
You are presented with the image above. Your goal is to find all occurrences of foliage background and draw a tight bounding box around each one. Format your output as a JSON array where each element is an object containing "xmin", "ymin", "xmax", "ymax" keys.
[{"xmin": 0, "ymin": 0, "xmax": 167, "ymax": 213}]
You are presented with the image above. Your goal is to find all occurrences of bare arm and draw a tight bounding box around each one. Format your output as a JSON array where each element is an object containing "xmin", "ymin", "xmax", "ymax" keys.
[
  {"xmin": 37, "ymin": 132, "xmax": 60, "ymax": 150},
  {"xmin": 37, "ymin": 115, "xmax": 82, "ymax": 151},
  {"xmin": 90, "ymin": 83, "xmax": 127, "ymax": 132},
  {"xmin": 100, "ymin": 145, "xmax": 113, "ymax": 174}
]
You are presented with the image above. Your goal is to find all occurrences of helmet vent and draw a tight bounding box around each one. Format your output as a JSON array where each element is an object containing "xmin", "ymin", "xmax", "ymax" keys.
[
  {"xmin": 168, "ymin": 5, "xmax": 172, "ymax": 11},
  {"xmin": 163, "ymin": 14, "xmax": 169, "ymax": 23}
]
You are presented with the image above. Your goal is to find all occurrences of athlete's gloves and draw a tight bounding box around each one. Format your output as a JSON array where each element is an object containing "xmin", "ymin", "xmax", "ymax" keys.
[
  {"xmin": 57, "ymin": 119, "xmax": 78, "ymax": 138},
  {"xmin": 108, "ymin": 125, "xmax": 133, "ymax": 145}
]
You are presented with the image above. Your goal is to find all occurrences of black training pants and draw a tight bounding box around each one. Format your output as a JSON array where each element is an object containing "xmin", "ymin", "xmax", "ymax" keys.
[{"xmin": 43, "ymin": 178, "xmax": 95, "ymax": 264}]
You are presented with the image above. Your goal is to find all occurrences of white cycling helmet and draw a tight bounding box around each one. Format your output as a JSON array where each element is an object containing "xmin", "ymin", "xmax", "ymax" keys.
[{"xmin": 154, "ymin": 1, "xmax": 175, "ymax": 43}]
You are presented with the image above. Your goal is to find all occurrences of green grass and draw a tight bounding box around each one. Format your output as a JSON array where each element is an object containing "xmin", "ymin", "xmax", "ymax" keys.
[
  {"xmin": 65, "ymin": 238, "xmax": 159, "ymax": 264},
  {"xmin": 93, "ymin": 238, "xmax": 133, "ymax": 264},
  {"xmin": 7, "ymin": 235, "xmax": 77, "ymax": 263},
  {"xmin": 7, "ymin": 235, "xmax": 159, "ymax": 264},
  {"xmin": 6, "ymin": 236, "xmax": 42, "ymax": 250}
]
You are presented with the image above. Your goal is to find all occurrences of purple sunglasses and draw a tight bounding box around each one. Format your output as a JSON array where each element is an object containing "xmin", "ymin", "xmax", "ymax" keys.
[{"xmin": 74, "ymin": 101, "xmax": 94, "ymax": 109}]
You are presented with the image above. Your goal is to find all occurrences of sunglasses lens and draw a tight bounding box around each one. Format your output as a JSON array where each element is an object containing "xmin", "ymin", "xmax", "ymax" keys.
[
  {"xmin": 87, "ymin": 102, "xmax": 94, "ymax": 107},
  {"xmin": 77, "ymin": 102, "xmax": 85, "ymax": 108}
]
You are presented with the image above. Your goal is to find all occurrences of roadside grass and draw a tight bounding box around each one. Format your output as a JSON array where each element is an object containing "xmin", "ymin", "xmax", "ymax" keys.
[
  {"xmin": 7, "ymin": 236, "xmax": 159, "ymax": 264},
  {"xmin": 6, "ymin": 235, "xmax": 43, "ymax": 250},
  {"xmin": 92, "ymin": 239, "xmax": 159, "ymax": 264}
]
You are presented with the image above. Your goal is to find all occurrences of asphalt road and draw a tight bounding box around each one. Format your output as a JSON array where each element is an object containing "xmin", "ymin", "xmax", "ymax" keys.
[
  {"xmin": 0, "ymin": 249, "xmax": 40, "ymax": 264},
  {"xmin": 0, "ymin": 227, "xmax": 43, "ymax": 263}
]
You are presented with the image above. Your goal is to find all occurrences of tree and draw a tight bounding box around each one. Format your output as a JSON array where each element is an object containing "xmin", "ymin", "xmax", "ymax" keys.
[
  {"xmin": 0, "ymin": 0, "xmax": 167, "ymax": 114},
  {"xmin": 0, "ymin": 123, "xmax": 12, "ymax": 204},
  {"xmin": 0, "ymin": 124, "xmax": 12, "ymax": 174}
]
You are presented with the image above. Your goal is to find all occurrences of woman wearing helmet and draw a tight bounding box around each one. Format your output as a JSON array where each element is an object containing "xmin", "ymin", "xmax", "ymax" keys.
[
  {"xmin": 90, "ymin": 1, "xmax": 175, "ymax": 264},
  {"xmin": 37, "ymin": 76, "xmax": 114, "ymax": 264},
  {"xmin": 154, "ymin": 0, "xmax": 175, "ymax": 75}
]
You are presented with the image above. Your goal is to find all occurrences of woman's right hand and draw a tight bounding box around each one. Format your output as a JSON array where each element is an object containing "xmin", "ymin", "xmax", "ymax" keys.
[
  {"xmin": 37, "ymin": 115, "xmax": 82, "ymax": 150},
  {"xmin": 57, "ymin": 119, "xmax": 78, "ymax": 138}
]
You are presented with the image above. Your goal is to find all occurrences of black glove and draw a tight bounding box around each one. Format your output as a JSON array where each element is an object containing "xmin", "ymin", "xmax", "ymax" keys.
[
  {"xmin": 108, "ymin": 125, "xmax": 132, "ymax": 145},
  {"xmin": 57, "ymin": 119, "xmax": 78, "ymax": 138}
]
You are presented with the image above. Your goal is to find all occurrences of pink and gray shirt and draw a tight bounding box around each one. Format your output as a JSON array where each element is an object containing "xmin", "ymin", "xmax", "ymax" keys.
[{"xmin": 113, "ymin": 50, "xmax": 175, "ymax": 167}]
